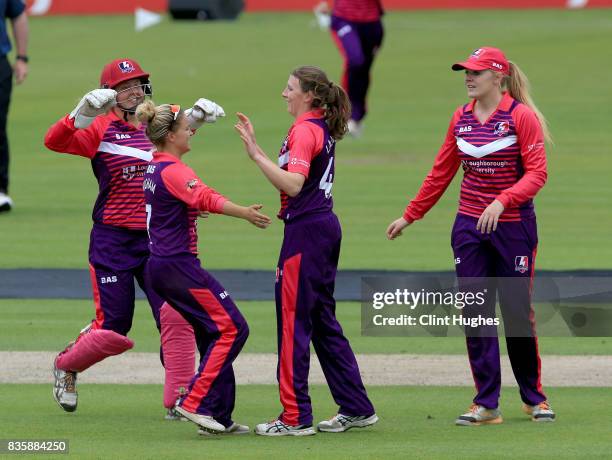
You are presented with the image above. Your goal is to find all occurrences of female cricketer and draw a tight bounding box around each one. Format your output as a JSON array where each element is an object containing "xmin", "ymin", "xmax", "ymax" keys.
[
  {"xmin": 235, "ymin": 65, "xmax": 378, "ymax": 436},
  {"xmin": 315, "ymin": 0, "xmax": 384, "ymax": 137},
  {"xmin": 139, "ymin": 100, "xmax": 270, "ymax": 434},
  {"xmin": 386, "ymin": 47, "xmax": 556, "ymax": 425},
  {"xmin": 43, "ymin": 58, "xmax": 224, "ymax": 418}
]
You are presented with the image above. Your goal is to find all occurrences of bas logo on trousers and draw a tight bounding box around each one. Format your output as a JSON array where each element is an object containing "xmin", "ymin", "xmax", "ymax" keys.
[{"xmin": 100, "ymin": 276, "xmax": 118, "ymax": 284}]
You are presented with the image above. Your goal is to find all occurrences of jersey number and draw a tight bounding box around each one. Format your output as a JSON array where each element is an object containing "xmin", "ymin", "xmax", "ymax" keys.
[
  {"xmin": 319, "ymin": 158, "xmax": 334, "ymax": 199},
  {"xmin": 145, "ymin": 204, "xmax": 152, "ymax": 240}
]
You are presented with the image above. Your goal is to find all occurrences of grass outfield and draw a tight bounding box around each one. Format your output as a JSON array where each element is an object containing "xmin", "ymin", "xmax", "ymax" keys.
[
  {"xmin": 1, "ymin": 10, "xmax": 611, "ymax": 270},
  {"xmin": 1, "ymin": 299, "xmax": 610, "ymax": 355},
  {"xmin": 1, "ymin": 385, "xmax": 610, "ymax": 459}
]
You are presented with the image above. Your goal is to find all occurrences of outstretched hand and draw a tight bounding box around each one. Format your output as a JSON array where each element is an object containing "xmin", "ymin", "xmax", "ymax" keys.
[
  {"xmin": 234, "ymin": 113, "xmax": 261, "ymax": 161},
  {"xmin": 245, "ymin": 204, "xmax": 271, "ymax": 229},
  {"xmin": 386, "ymin": 217, "xmax": 412, "ymax": 240}
]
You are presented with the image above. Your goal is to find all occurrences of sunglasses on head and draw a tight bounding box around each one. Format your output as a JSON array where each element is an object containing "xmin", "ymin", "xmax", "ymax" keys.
[{"xmin": 169, "ymin": 104, "xmax": 181, "ymax": 129}]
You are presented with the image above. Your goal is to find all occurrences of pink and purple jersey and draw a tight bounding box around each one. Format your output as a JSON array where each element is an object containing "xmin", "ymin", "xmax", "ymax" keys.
[
  {"xmin": 333, "ymin": 0, "xmax": 383, "ymax": 22},
  {"xmin": 404, "ymin": 93, "xmax": 547, "ymax": 223},
  {"xmin": 143, "ymin": 153, "xmax": 227, "ymax": 257},
  {"xmin": 44, "ymin": 112, "xmax": 154, "ymax": 230},
  {"xmin": 278, "ymin": 109, "xmax": 336, "ymax": 222}
]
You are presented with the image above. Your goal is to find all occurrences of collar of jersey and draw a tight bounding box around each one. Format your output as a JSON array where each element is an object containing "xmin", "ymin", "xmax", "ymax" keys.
[
  {"xmin": 107, "ymin": 110, "xmax": 141, "ymax": 131},
  {"xmin": 153, "ymin": 152, "xmax": 181, "ymax": 163},
  {"xmin": 294, "ymin": 108, "xmax": 325, "ymax": 125},
  {"xmin": 466, "ymin": 92, "xmax": 514, "ymax": 113}
]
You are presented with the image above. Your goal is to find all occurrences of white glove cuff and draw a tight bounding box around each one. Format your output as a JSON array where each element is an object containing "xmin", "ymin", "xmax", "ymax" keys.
[
  {"xmin": 185, "ymin": 109, "xmax": 205, "ymax": 130},
  {"xmin": 73, "ymin": 114, "xmax": 97, "ymax": 129}
]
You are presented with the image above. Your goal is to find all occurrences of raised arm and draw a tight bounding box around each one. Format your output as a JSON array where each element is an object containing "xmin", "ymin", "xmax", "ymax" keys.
[
  {"xmin": 235, "ymin": 113, "xmax": 306, "ymax": 197},
  {"xmin": 44, "ymin": 89, "xmax": 117, "ymax": 158},
  {"xmin": 44, "ymin": 115, "xmax": 109, "ymax": 159}
]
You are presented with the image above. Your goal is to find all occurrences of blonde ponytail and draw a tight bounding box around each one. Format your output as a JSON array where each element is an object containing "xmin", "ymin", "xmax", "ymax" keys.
[
  {"xmin": 135, "ymin": 99, "xmax": 157, "ymax": 124},
  {"xmin": 504, "ymin": 61, "xmax": 553, "ymax": 144},
  {"xmin": 135, "ymin": 101, "xmax": 180, "ymax": 146}
]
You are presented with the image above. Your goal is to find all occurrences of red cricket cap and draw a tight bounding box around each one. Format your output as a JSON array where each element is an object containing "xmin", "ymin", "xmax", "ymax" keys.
[
  {"xmin": 452, "ymin": 47, "xmax": 510, "ymax": 76},
  {"xmin": 99, "ymin": 58, "xmax": 150, "ymax": 89}
]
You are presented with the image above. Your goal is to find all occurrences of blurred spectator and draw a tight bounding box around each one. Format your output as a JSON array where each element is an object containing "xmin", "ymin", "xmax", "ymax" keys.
[
  {"xmin": 0, "ymin": 0, "xmax": 28, "ymax": 212},
  {"xmin": 316, "ymin": 0, "xmax": 383, "ymax": 138}
]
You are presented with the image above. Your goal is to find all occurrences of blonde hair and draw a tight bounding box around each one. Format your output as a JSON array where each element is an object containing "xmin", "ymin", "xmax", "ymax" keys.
[
  {"xmin": 291, "ymin": 66, "xmax": 351, "ymax": 140},
  {"xmin": 135, "ymin": 100, "xmax": 182, "ymax": 146},
  {"xmin": 503, "ymin": 61, "xmax": 553, "ymax": 144}
]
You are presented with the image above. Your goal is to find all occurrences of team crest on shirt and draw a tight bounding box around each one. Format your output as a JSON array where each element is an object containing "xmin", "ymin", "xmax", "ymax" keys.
[
  {"xmin": 493, "ymin": 121, "xmax": 510, "ymax": 137},
  {"xmin": 187, "ymin": 179, "xmax": 198, "ymax": 189},
  {"xmin": 515, "ymin": 256, "xmax": 529, "ymax": 273},
  {"xmin": 118, "ymin": 61, "xmax": 135, "ymax": 73}
]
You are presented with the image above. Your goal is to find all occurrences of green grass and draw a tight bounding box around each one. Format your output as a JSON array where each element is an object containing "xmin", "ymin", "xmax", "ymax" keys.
[
  {"xmin": 0, "ymin": 384, "xmax": 609, "ymax": 459},
  {"xmin": 2, "ymin": 299, "xmax": 610, "ymax": 355},
  {"xmin": 1, "ymin": 11, "xmax": 611, "ymax": 269}
]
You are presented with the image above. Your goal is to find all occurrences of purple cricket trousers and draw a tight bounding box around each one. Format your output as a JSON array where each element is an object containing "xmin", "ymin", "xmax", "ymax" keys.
[
  {"xmin": 146, "ymin": 255, "xmax": 249, "ymax": 428},
  {"xmin": 88, "ymin": 223, "xmax": 164, "ymax": 335},
  {"xmin": 451, "ymin": 213, "xmax": 547, "ymax": 408},
  {"xmin": 275, "ymin": 212, "xmax": 374, "ymax": 426}
]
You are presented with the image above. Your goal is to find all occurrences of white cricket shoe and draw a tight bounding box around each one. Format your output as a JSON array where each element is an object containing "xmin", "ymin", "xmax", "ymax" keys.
[
  {"xmin": 255, "ymin": 419, "xmax": 315, "ymax": 436},
  {"xmin": 347, "ymin": 119, "xmax": 364, "ymax": 138},
  {"xmin": 174, "ymin": 404, "xmax": 225, "ymax": 434},
  {"xmin": 52, "ymin": 359, "xmax": 78, "ymax": 412},
  {"xmin": 455, "ymin": 404, "xmax": 503, "ymax": 426},
  {"xmin": 317, "ymin": 413, "xmax": 379, "ymax": 432},
  {"xmin": 198, "ymin": 422, "xmax": 250, "ymax": 436},
  {"xmin": 165, "ymin": 395, "xmax": 188, "ymax": 421},
  {"xmin": 523, "ymin": 401, "xmax": 556, "ymax": 422},
  {"xmin": 0, "ymin": 192, "xmax": 13, "ymax": 212},
  {"xmin": 165, "ymin": 406, "xmax": 189, "ymax": 421}
]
